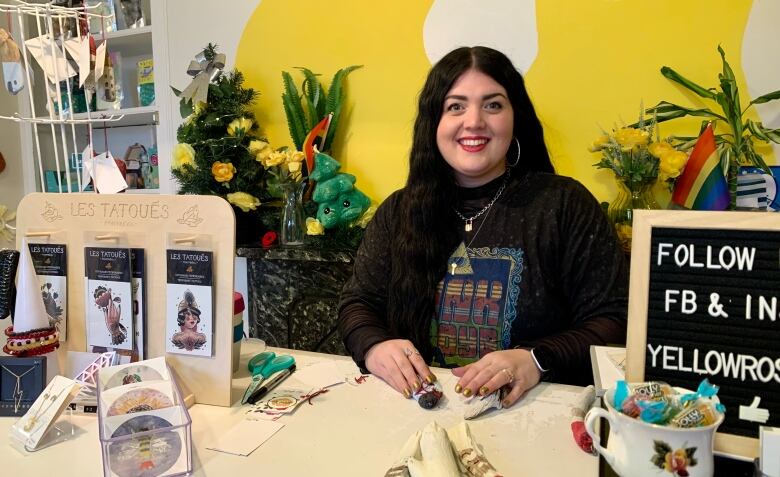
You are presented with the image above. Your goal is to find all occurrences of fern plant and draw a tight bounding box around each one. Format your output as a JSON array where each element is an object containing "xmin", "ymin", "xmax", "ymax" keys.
[
  {"xmin": 281, "ymin": 65, "xmax": 362, "ymax": 152},
  {"xmin": 645, "ymin": 46, "xmax": 780, "ymax": 205}
]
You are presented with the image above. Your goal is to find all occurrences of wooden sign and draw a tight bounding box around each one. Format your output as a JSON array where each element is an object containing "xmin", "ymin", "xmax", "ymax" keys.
[
  {"xmin": 15, "ymin": 193, "xmax": 236, "ymax": 407},
  {"xmin": 626, "ymin": 210, "xmax": 780, "ymax": 459}
]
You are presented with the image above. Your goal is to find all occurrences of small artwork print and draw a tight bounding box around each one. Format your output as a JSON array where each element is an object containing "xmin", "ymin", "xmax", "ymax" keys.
[
  {"xmin": 85, "ymin": 247, "xmax": 133, "ymax": 351},
  {"xmin": 28, "ymin": 243, "xmax": 67, "ymax": 340},
  {"xmin": 165, "ymin": 250, "xmax": 213, "ymax": 357}
]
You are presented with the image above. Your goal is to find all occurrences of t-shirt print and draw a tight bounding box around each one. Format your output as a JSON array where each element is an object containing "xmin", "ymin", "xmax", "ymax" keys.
[{"xmin": 431, "ymin": 244, "xmax": 524, "ymax": 368}]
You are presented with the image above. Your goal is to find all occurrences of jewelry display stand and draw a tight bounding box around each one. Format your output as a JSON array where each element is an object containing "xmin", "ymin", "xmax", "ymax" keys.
[{"xmin": 15, "ymin": 193, "xmax": 236, "ymax": 407}]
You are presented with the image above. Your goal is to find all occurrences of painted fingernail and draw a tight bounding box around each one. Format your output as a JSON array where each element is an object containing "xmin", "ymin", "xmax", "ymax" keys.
[
  {"xmin": 426, "ymin": 374, "xmax": 437, "ymax": 384},
  {"xmin": 502, "ymin": 399, "xmax": 511, "ymax": 407},
  {"xmin": 479, "ymin": 386, "xmax": 490, "ymax": 396},
  {"xmin": 412, "ymin": 380, "xmax": 421, "ymax": 391},
  {"xmin": 463, "ymin": 388, "xmax": 473, "ymax": 397},
  {"xmin": 454, "ymin": 384, "xmax": 462, "ymax": 393},
  {"xmin": 403, "ymin": 388, "xmax": 412, "ymax": 399}
]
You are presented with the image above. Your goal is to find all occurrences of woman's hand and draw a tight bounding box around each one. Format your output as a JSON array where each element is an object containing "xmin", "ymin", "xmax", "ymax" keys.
[
  {"xmin": 451, "ymin": 349, "xmax": 541, "ymax": 407},
  {"xmin": 365, "ymin": 339, "xmax": 436, "ymax": 398}
]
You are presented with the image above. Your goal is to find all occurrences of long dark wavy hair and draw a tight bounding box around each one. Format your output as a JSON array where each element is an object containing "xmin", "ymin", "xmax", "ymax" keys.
[{"xmin": 387, "ymin": 46, "xmax": 554, "ymax": 356}]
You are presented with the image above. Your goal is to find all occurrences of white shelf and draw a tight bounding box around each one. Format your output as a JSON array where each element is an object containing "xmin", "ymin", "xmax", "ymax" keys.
[
  {"xmin": 96, "ymin": 25, "xmax": 153, "ymax": 58},
  {"xmin": 124, "ymin": 188, "xmax": 160, "ymax": 194},
  {"xmin": 72, "ymin": 105, "xmax": 158, "ymax": 127}
]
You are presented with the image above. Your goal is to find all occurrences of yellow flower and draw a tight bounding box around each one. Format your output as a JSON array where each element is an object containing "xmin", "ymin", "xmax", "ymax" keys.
[
  {"xmin": 211, "ymin": 161, "xmax": 236, "ymax": 182},
  {"xmin": 306, "ymin": 217, "xmax": 325, "ymax": 235},
  {"xmin": 288, "ymin": 151, "xmax": 305, "ymax": 163},
  {"xmin": 172, "ymin": 143, "xmax": 196, "ymax": 169},
  {"xmin": 648, "ymin": 141, "xmax": 675, "ymax": 158},
  {"xmin": 227, "ymin": 192, "xmax": 261, "ymax": 212},
  {"xmin": 227, "ymin": 117, "xmax": 253, "ymax": 136},
  {"xmin": 588, "ymin": 134, "xmax": 610, "ymax": 152},
  {"xmin": 659, "ymin": 150, "xmax": 688, "ymax": 180},
  {"xmin": 614, "ymin": 127, "xmax": 649, "ymax": 150},
  {"xmin": 263, "ymin": 151, "xmax": 287, "ymax": 168},
  {"xmin": 355, "ymin": 205, "xmax": 377, "ymax": 228},
  {"xmin": 248, "ymin": 139, "xmax": 271, "ymax": 156},
  {"xmin": 287, "ymin": 161, "xmax": 302, "ymax": 174}
]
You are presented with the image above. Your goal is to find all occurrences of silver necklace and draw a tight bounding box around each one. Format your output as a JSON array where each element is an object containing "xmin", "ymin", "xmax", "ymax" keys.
[
  {"xmin": 453, "ymin": 169, "xmax": 510, "ymax": 232},
  {"xmin": 1, "ymin": 364, "xmax": 36, "ymax": 413}
]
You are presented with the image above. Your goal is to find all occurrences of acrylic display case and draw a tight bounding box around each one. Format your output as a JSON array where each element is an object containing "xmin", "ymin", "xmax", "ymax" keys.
[{"xmin": 96, "ymin": 364, "xmax": 192, "ymax": 477}]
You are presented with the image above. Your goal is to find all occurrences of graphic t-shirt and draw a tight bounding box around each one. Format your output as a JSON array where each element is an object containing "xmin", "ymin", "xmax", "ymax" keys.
[{"xmin": 431, "ymin": 243, "xmax": 523, "ymax": 367}]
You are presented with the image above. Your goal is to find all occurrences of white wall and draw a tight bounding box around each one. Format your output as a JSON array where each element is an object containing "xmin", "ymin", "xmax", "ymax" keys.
[{"xmin": 0, "ymin": 14, "xmax": 24, "ymax": 249}]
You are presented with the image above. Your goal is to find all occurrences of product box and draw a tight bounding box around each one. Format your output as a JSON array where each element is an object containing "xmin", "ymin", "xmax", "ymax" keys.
[
  {"xmin": 96, "ymin": 359, "xmax": 192, "ymax": 477},
  {"xmin": 137, "ymin": 58, "xmax": 154, "ymax": 107}
]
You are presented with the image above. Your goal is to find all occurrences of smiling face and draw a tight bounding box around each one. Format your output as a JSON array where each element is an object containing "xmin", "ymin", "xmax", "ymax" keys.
[{"xmin": 436, "ymin": 68, "xmax": 514, "ymax": 187}]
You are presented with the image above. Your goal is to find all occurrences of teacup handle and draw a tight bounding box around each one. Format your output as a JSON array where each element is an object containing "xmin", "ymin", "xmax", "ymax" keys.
[{"xmin": 584, "ymin": 407, "xmax": 618, "ymax": 467}]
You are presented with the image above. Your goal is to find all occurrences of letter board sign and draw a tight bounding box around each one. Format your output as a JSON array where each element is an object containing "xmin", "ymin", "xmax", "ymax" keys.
[{"xmin": 626, "ymin": 210, "xmax": 780, "ymax": 459}]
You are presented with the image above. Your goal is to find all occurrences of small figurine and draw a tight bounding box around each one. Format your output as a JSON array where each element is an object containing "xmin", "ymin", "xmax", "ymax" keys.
[{"xmin": 413, "ymin": 381, "xmax": 443, "ymax": 410}]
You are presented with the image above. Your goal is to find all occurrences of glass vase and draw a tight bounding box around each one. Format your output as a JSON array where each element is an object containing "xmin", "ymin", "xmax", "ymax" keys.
[
  {"xmin": 280, "ymin": 182, "xmax": 306, "ymax": 246},
  {"xmin": 607, "ymin": 177, "xmax": 659, "ymax": 254}
]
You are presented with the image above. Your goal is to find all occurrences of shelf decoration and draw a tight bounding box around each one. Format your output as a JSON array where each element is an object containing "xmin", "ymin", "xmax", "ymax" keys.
[
  {"xmin": 0, "ymin": 1, "xmax": 126, "ymax": 195},
  {"xmin": 3, "ymin": 241, "xmax": 60, "ymax": 357}
]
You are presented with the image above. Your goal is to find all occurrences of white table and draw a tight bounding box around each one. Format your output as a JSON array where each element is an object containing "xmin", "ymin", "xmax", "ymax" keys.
[{"xmin": 2, "ymin": 343, "xmax": 598, "ymax": 476}]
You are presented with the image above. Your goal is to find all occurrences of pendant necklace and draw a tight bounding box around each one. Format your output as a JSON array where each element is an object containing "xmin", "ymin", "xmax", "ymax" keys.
[
  {"xmin": 453, "ymin": 169, "xmax": 510, "ymax": 232},
  {"xmin": 1, "ymin": 365, "xmax": 36, "ymax": 414}
]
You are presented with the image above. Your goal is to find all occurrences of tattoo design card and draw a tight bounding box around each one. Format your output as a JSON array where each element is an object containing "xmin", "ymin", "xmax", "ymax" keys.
[
  {"xmin": 165, "ymin": 250, "xmax": 213, "ymax": 357},
  {"xmin": 131, "ymin": 248, "xmax": 146, "ymax": 360},
  {"xmin": 84, "ymin": 247, "xmax": 133, "ymax": 351},
  {"xmin": 28, "ymin": 243, "xmax": 67, "ymax": 341}
]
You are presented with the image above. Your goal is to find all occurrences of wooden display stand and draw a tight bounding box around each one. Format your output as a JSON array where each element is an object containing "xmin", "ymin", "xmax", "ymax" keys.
[{"xmin": 15, "ymin": 193, "xmax": 236, "ymax": 407}]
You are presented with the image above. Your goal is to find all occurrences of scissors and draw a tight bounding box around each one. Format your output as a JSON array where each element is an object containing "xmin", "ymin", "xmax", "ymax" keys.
[{"xmin": 242, "ymin": 351, "xmax": 296, "ymax": 404}]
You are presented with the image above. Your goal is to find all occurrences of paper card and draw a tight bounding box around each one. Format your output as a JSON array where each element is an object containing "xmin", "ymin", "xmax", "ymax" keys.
[
  {"xmin": 165, "ymin": 250, "xmax": 214, "ymax": 356},
  {"xmin": 101, "ymin": 407, "xmax": 189, "ymax": 477},
  {"xmin": 10, "ymin": 375, "xmax": 81, "ymax": 450},
  {"xmin": 83, "ymin": 152, "xmax": 127, "ymax": 194},
  {"xmin": 98, "ymin": 357, "xmax": 170, "ymax": 392},
  {"xmin": 84, "ymin": 247, "xmax": 133, "ymax": 350},
  {"xmin": 245, "ymin": 387, "xmax": 312, "ymax": 421},
  {"xmin": 94, "ymin": 40, "xmax": 106, "ymax": 81},
  {"xmin": 63, "ymin": 36, "xmax": 91, "ymax": 87},
  {"xmin": 23, "ymin": 35, "xmax": 76, "ymax": 83},
  {"xmin": 206, "ymin": 419, "xmax": 285, "ymax": 456},
  {"xmin": 292, "ymin": 361, "xmax": 346, "ymax": 390},
  {"xmin": 2, "ymin": 61, "xmax": 24, "ymax": 95},
  {"xmin": 100, "ymin": 380, "xmax": 176, "ymax": 416},
  {"xmin": 28, "ymin": 243, "xmax": 68, "ymax": 341}
]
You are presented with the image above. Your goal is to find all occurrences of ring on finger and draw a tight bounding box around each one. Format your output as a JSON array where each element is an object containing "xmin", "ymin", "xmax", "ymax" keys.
[
  {"xmin": 501, "ymin": 368, "xmax": 515, "ymax": 384},
  {"xmin": 404, "ymin": 347, "xmax": 420, "ymax": 358}
]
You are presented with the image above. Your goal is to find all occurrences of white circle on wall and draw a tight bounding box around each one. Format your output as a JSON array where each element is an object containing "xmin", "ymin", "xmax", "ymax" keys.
[{"xmin": 423, "ymin": 0, "xmax": 539, "ymax": 74}]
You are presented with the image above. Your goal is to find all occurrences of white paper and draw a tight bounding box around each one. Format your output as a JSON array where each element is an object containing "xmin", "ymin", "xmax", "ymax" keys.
[
  {"xmin": 63, "ymin": 36, "xmax": 91, "ymax": 87},
  {"xmin": 23, "ymin": 35, "xmax": 76, "ymax": 83},
  {"xmin": 83, "ymin": 151, "xmax": 128, "ymax": 194},
  {"xmin": 292, "ymin": 361, "xmax": 345, "ymax": 390},
  {"xmin": 94, "ymin": 41, "xmax": 106, "ymax": 80},
  {"xmin": 98, "ymin": 356, "xmax": 170, "ymax": 391},
  {"xmin": 206, "ymin": 420, "xmax": 285, "ymax": 456}
]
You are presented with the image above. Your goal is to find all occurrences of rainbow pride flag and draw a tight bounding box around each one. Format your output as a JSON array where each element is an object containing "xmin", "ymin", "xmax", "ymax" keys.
[{"xmin": 671, "ymin": 124, "xmax": 730, "ymax": 210}]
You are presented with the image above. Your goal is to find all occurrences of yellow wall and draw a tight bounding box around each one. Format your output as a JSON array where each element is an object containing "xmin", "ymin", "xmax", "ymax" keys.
[{"xmin": 237, "ymin": 0, "xmax": 776, "ymax": 205}]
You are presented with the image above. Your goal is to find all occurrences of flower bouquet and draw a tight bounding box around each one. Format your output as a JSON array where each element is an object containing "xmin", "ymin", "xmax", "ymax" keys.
[{"xmin": 591, "ymin": 110, "xmax": 684, "ymax": 252}]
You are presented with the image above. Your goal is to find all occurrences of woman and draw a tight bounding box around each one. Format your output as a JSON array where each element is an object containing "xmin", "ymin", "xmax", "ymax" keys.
[
  {"xmin": 171, "ymin": 290, "xmax": 207, "ymax": 351},
  {"xmin": 339, "ymin": 46, "xmax": 627, "ymax": 407}
]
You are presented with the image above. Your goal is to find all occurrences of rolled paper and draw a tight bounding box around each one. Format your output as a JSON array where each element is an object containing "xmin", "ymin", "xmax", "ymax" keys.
[{"xmin": 570, "ymin": 385, "xmax": 596, "ymax": 453}]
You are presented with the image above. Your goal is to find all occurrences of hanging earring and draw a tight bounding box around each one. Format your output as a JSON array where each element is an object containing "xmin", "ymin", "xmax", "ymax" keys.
[{"xmin": 507, "ymin": 137, "xmax": 521, "ymax": 167}]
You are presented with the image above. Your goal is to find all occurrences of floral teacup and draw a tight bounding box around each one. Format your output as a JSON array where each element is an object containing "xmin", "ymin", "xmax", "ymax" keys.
[{"xmin": 584, "ymin": 387, "xmax": 724, "ymax": 477}]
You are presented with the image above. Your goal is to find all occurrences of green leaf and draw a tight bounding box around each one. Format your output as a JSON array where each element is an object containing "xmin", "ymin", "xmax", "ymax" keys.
[
  {"xmin": 749, "ymin": 88, "xmax": 780, "ymax": 106},
  {"xmin": 661, "ymin": 66, "xmax": 716, "ymax": 99},
  {"xmin": 282, "ymin": 71, "xmax": 307, "ymax": 149},
  {"xmin": 646, "ymin": 101, "xmax": 725, "ymax": 123},
  {"xmin": 324, "ymin": 65, "xmax": 363, "ymax": 150},
  {"xmin": 297, "ymin": 67, "xmax": 323, "ymax": 131}
]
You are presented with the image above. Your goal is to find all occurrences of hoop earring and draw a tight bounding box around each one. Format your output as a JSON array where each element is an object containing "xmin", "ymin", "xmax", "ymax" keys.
[{"xmin": 507, "ymin": 137, "xmax": 521, "ymax": 167}]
